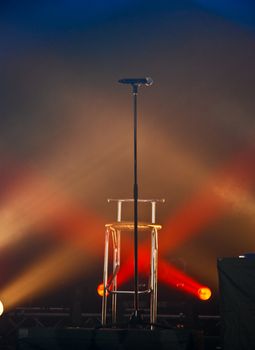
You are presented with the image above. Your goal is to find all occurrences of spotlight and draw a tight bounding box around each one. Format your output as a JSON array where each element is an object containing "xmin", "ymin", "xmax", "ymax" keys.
[
  {"xmin": 97, "ymin": 283, "xmax": 109, "ymax": 297},
  {"xmin": 197, "ymin": 287, "xmax": 212, "ymax": 301},
  {"xmin": 0, "ymin": 300, "xmax": 4, "ymax": 316}
]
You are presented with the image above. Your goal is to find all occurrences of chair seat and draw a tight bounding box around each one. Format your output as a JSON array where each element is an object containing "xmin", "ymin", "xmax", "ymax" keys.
[{"xmin": 105, "ymin": 221, "xmax": 162, "ymax": 231}]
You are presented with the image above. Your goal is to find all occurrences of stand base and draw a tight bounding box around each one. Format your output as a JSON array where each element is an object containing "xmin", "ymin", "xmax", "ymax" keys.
[{"xmin": 129, "ymin": 310, "xmax": 144, "ymax": 328}]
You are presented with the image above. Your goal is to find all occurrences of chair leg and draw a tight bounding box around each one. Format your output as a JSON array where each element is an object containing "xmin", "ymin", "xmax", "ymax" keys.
[
  {"xmin": 102, "ymin": 228, "xmax": 110, "ymax": 326},
  {"xmin": 112, "ymin": 229, "xmax": 120, "ymax": 324},
  {"xmin": 150, "ymin": 228, "xmax": 158, "ymax": 326},
  {"xmin": 153, "ymin": 229, "xmax": 158, "ymax": 324},
  {"xmin": 150, "ymin": 229, "xmax": 155, "ymax": 326}
]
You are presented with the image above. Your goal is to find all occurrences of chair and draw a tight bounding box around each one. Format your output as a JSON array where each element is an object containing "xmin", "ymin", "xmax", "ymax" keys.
[{"xmin": 101, "ymin": 198, "xmax": 164, "ymax": 326}]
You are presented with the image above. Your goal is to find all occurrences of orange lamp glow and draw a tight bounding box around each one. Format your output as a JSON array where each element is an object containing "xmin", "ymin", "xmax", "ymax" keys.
[
  {"xmin": 197, "ymin": 287, "xmax": 212, "ymax": 301},
  {"xmin": 97, "ymin": 283, "xmax": 109, "ymax": 297}
]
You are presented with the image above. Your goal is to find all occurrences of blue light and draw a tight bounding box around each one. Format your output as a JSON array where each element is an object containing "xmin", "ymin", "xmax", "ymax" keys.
[{"xmin": 195, "ymin": 0, "xmax": 255, "ymax": 30}]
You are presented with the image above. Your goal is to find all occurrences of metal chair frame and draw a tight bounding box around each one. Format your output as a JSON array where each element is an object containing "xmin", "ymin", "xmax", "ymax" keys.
[{"xmin": 101, "ymin": 198, "xmax": 164, "ymax": 326}]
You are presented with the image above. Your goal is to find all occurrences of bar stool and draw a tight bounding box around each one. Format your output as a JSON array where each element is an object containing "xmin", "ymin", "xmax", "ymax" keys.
[{"xmin": 101, "ymin": 198, "xmax": 164, "ymax": 326}]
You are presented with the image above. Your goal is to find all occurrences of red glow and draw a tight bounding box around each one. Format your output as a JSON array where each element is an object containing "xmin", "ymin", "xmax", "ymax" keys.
[
  {"xmin": 50, "ymin": 204, "xmax": 105, "ymax": 253},
  {"xmin": 158, "ymin": 258, "xmax": 210, "ymax": 299},
  {"xmin": 159, "ymin": 192, "xmax": 225, "ymax": 254},
  {"xmin": 104, "ymin": 148, "xmax": 255, "ymax": 296},
  {"xmin": 160, "ymin": 147, "xmax": 255, "ymax": 254},
  {"xmin": 117, "ymin": 247, "xmax": 150, "ymax": 285},
  {"xmin": 103, "ymin": 251, "xmax": 211, "ymax": 301}
]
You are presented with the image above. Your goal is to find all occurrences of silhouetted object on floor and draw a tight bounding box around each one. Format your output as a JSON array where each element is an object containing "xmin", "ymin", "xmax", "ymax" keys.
[{"xmin": 218, "ymin": 256, "xmax": 255, "ymax": 350}]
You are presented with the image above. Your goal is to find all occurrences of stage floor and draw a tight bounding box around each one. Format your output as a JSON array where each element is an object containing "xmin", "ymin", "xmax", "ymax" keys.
[
  {"xmin": 0, "ymin": 326, "xmax": 221, "ymax": 350},
  {"xmin": 0, "ymin": 308, "xmax": 221, "ymax": 349}
]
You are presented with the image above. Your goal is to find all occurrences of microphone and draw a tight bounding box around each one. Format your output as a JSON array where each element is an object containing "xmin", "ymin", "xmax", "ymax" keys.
[{"xmin": 118, "ymin": 77, "xmax": 153, "ymax": 86}]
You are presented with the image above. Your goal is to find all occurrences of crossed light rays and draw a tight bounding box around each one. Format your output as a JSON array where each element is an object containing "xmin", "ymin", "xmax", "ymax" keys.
[
  {"xmin": 0, "ymin": 107, "xmax": 131, "ymax": 310},
  {"xmin": 0, "ymin": 143, "xmax": 255, "ymax": 310},
  {"xmin": 0, "ymin": 167, "xmax": 105, "ymax": 310},
  {"xmin": 161, "ymin": 146, "xmax": 255, "ymax": 253},
  {"xmin": 102, "ymin": 145, "xmax": 255, "ymax": 297}
]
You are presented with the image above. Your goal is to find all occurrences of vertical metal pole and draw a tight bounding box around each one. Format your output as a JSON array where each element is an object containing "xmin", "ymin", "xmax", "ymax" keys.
[
  {"xmin": 112, "ymin": 229, "xmax": 117, "ymax": 324},
  {"xmin": 150, "ymin": 229, "xmax": 155, "ymax": 326},
  {"xmin": 132, "ymin": 84, "xmax": 139, "ymax": 317},
  {"xmin": 153, "ymin": 229, "xmax": 158, "ymax": 324}
]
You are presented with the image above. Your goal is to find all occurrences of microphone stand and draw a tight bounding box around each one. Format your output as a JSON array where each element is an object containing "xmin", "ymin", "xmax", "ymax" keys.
[
  {"xmin": 119, "ymin": 78, "xmax": 152, "ymax": 326},
  {"xmin": 129, "ymin": 83, "xmax": 142, "ymax": 325}
]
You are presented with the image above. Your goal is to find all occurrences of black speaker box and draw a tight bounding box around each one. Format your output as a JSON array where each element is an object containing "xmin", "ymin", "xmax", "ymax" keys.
[{"xmin": 218, "ymin": 257, "xmax": 255, "ymax": 350}]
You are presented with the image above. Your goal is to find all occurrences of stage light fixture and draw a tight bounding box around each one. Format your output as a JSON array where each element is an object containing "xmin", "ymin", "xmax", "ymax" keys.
[
  {"xmin": 197, "ymin": 287, "xmax": 212, "ymax": 301},
  {"xmin": 97, "ymin": 283, "xmax": 109, "ymax": 297}
]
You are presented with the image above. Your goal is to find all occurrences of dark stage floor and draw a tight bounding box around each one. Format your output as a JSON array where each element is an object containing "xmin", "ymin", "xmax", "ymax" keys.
[{"xmin": 0, "ymin": 308, "xmax": 221, "ymax": 350}]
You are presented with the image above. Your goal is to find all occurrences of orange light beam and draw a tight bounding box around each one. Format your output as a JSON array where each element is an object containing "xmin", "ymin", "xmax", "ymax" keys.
[
  {"xmin": 0, "ymin": 160, "xmax": 105, "ymax": 256},
  {"xmin": 0, "ymin": 163, "xmax": 108, "ymax": 309},
  {"xmin": 0, "ymin": 244, "xmax": 96, "ymax": 311},
  {"xmin": 160, "ymin": 146, "xmax": 255, "ymax": 253},
  {"xmin": 0, "ymin": 201, "xmax": 106, "ymax": 311}
]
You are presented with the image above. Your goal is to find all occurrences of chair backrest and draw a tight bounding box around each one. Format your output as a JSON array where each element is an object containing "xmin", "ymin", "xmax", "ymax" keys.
[{"xmin": 107, "ymin": 198, "xmax": 165, "ymax": 223}]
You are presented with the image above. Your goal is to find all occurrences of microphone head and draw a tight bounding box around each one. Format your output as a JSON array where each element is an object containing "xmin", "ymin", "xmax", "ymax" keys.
[
  {"xmin": 144, "ymin": 77, "xmax": 153, "ymax": 86},
  {"xmin": 118, "ymin": 77, "xmax": 153, "ymax": 86}
]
